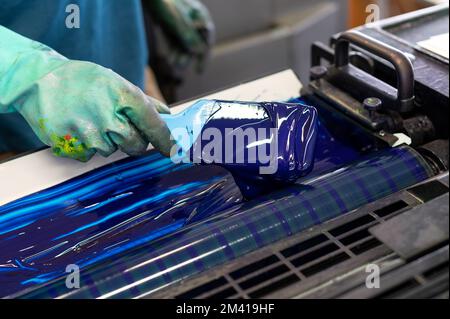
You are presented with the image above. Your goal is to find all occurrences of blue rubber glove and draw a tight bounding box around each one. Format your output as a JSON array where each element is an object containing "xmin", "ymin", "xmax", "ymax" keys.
[{"xmin": 0, "ymin": 26, "xmax": 173, "ymax": 161}]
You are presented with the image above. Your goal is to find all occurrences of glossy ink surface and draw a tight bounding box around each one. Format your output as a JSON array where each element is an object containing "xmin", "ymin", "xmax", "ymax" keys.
[
  {"xmin": 163, "ymin": 100, "xmax": 318, "ymax": 198},
  {"xmin": 21, "ymin": 146, "xmax": 433, "ymax": 299},
  {"xmin": 1, "ymin": 98, "xmax": 373, "ymax": 297},
  {"xmin": 0, "ymin": 154, "xmax": 242, "ymax": 297}
]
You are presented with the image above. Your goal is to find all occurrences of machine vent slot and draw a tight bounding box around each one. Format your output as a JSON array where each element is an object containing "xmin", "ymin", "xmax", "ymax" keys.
[
  {"xmin": 175, "ymin": 277, "xmax": 228, "ymax": 299},
  {"xmin": 329, "ymin": 215, "xmax": 375, "ymax": 237},
  {"xmin": 301, "ymin": 252, "xmax": 350, "ymax": 277},
  {"xmin": 350, "ymin": 237, "xmax": 382, "ymax": 255},
  {"xmin": 376, "ymin": 279, "xmax": 422, "ymax": 299},
  {"xmin": 340, "ymin": 228, "xmax": 372, "ymax": 245},
  {"xmin": 163, "ymin": 179, "xmax": 447, "ymax": 300},
  {"xmin": 373, "ymin": 200, "xmax": 408, "ymax": 218},
  {"xmin": 230, "ymin": 255, "xmax": 279, "ymax": 280},
  {"xmin": 290, "ymin": 243, "xmax": 340, "ymax": 268},
  {"xmin": 280, "ymin": 234, "xmax": 328, "ymax": 258},
  {"xmin": 239, "ymin": 264, "xmax": 290, "ymax": 290},
  {"xmin": 408, "ymin": 180, "xmax": 449, "ymax": 203},
  {"xmin": 422, "ymin": 261, "xmax": 449, "ymax": 280},
  {"xmin": 174, "ymin": 205, "xmax": 388, "ymax": 299},
  {"xmin": 248, "ymin": 275, "xmax": 300, "ymax": 299},
  {"xmin": 208, "ymin": 287, "xmax": 238, "ymax": 299}
]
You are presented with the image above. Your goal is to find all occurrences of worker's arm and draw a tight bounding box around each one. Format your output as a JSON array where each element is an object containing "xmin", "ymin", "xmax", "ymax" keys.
[
  {"xmin": 148, "ymin": 0, "xmax": 215, "ymax": 71},
  {"xmin": 0, "ymin": 25, "xmax": 173, "ymax": 161}
]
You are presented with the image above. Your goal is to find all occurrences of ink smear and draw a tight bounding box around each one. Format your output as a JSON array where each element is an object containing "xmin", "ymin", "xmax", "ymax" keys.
[
  {"xmin": 162, "ymin": 100, "xmax": 318, "ymax": 198},
  {"xmin": 0, "ymin": 98, "xmax": 371, "ymax": 297}
]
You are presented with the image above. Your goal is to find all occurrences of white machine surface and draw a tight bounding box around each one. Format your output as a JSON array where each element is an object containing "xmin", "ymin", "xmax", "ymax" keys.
[
  {"xmin": 418, "ymin": 32, "xmax": 450, "ymax": 59},
  {"xmin": 0, "ymin": 70, "xmax": 302, "ymax": 206}
]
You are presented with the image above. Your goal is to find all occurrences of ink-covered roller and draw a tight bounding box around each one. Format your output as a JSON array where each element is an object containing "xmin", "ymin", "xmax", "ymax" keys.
[
  {"xmin": 0, "ymin": 68, "xmax": 445, "ymax": 298},
  {"xmin": 11, "ymin": 145, "xmax": 435, "ymax": 299},
  {"xmin": 162, "ymin": 99, "xmax": 318, "ymax": 198},
  {"xmin": 0, "ymin": 4, "xmax": 449, "ymax": 300}
]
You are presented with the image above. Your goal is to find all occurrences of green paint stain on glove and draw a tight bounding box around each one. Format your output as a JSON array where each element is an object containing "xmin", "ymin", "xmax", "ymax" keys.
[{"xmin": 51, "ymin": 133, "xmax": 90, "ymax": 162}]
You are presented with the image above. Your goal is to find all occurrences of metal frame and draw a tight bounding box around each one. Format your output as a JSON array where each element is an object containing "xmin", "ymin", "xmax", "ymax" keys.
[{"xmin": 149, "ymin": 173, "xmax": 449, "ymax": 299}]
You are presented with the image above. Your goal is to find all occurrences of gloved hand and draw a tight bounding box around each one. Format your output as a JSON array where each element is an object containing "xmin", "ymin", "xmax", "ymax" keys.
[
  {"xmin": 0, "ymin": 26, "xmax": 173, "ymax": 162},
  {"xmin": 148, "ymin": 0, "xmax": 215, "ymax": 71}
]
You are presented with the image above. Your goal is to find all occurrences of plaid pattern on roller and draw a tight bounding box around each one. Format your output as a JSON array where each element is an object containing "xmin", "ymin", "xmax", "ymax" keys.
[{"xmin": 18, "ymin": 146, "xmax": 433, "ymax": 299}]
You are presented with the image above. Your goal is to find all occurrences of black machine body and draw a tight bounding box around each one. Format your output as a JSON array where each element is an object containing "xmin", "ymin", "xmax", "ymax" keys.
[{"xmin": 303, "ymin": 4, "xmax": 449, "ymax": 168}]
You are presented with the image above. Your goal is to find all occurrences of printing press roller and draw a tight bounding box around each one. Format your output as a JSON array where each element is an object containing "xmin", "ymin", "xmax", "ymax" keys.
[{"xmin": 8, "ymin": 145, "xmax": 434, "ymax": 298}]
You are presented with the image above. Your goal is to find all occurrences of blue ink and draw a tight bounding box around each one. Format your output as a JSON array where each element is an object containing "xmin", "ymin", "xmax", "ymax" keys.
[
  {"xmin": 0, "ymin": 154, "xmax": 243, "ymax": 297},
  {"xmin": 163, "ymin": 100, "xmax": 318, "ymax": 198},
  {"xmin": 20, "ymin": 146, "xmax": 434, "ymax": 299},
  {"xmin": 0, "ymin": 97, "xmax": 380, "ymax": 297}
]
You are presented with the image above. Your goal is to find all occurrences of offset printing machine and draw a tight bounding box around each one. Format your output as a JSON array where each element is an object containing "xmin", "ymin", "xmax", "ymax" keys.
[
  {"xmin": 151, "ymin": 4, "xmax": 450, "ymax": 299},
  {"xmin": 0, "ymin": 4, "xmax": 448, "ymax": 299}
]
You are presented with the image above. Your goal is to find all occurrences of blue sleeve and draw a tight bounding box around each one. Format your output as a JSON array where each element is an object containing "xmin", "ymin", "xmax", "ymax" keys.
[
  {"xmin": 0, "ymin": 0, "xmax": 149, "ymax": 153},
  {"xmin": 0, "ymin": 0, "xmax": 148, "ymax": 88}
]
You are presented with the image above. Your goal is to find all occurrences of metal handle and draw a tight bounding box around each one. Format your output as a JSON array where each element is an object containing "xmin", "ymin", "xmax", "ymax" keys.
[{"xmin": 334, "ymin": 30, "xmax": 415, "ymax": 113}]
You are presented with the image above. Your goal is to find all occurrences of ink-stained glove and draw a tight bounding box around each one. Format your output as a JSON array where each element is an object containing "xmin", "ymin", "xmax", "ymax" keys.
[
  {"xmin": 0, "ymin": 26, "xmax": 173, "ymax": 162},
  {"xmin": 149, "ymin": 0, "xmax": 215, "ymax": 71}
]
